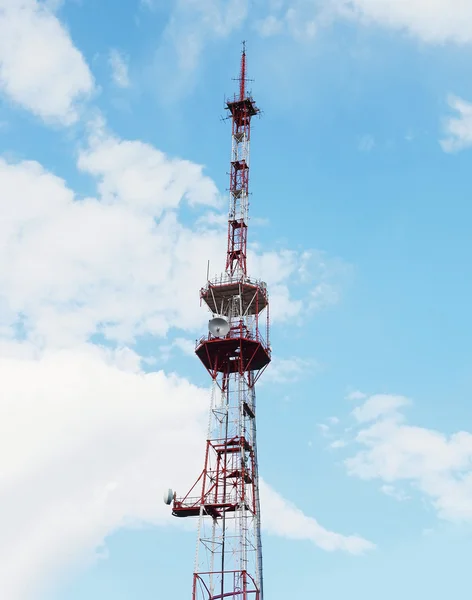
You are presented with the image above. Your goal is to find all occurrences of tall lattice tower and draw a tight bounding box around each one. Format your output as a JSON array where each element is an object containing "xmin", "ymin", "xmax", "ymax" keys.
[{"xmin": 165, "ymin": 43, "xmax": 271, "ymax": 600}]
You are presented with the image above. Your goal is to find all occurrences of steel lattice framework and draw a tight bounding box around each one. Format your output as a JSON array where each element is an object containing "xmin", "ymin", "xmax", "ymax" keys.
[{"xmin": 168, "ymin": 43, "xmax": 270, "ymax": 600}]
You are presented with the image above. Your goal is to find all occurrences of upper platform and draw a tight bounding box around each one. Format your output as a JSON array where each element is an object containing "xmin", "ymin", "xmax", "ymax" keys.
[
  {"xmin": 200, "ymin": 276, "xmax": 268, "ymax": 317},
  {"xmin": 226, "ymin": 96, "xmax": 259, "ymax": 119}
]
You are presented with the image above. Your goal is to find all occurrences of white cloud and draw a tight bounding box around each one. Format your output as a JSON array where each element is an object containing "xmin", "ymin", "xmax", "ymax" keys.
[
  {"xmin": 346, "ymin": 390, "xmax": 367, "ymax": 401},
  {"xmin": 108, "ymin": 49, "xmax": 130, "ymax": 88},
  {"xmin": 256, "ymin": 15, "xmax": 283, "ymax": 37},
  {"xmin": 345, "ymin": 393, "xmax": 472, "ymax": 521},
  {"xmin": 172, "ymin": 337, "xmax": 196, "ymax": 356},
  {"xmin": 161, "ymin": 0, "xmax": 248, "ymax": 71},
  {"xmin": 0, "ymin": 343, "xmax": 209, "ymax": 600},
  {"xmin": 381, "ymin": 484, "xmax": 410, "ymax": 501},
  {"xmin": 258, "ymin": 0, "xmax": 472, "ymax": 46},
  {"xmin": 150, "ymin": 0, "xmax": 249, "ymax": 101},
  {"xmin": 249, "ymin": 249, "xmax": 304, "ymax": 321},
  {"xmin": 318, "ymin": 416, "xmax": 343, "ymax": 442},
  {"xmin": 309, "ymin": 281, "xmax": 339, "ymax": 310},
  {"xmin": 0, "ymin": 113, "xmax": 363, "ymax": 597},
  {"xmin": 261, "ymin": 481, "xmax": 374, "ymax": 554},
  {"xmin": 0, "ymin": 152, "xmax": 222, "ymax": 347},
  {"xmin": 352, "ymin": 394, "xmax": 410, "ymax": 423},
  {"xmin": 264, "ymin": 356, "xmax": 317, "ymax": 384},
  {"xmin": 0, "ymin": 344, "xmax": 374, "ymax": 599},
  {"xmin": 254, "ymin": 3, "xmax": 320, "ymax": 41},
  {"xmin": 0, "ymin": 0, "xmax": 94, "ymax": 124},
  {"xmin": 285, "ymin": 6, "xmax": 317, "ymax": 40},
  {"xmin": 43, "ymin": 0, "xmax": 64, "ymax": 9},
  {"xmin": 0, "ymin": 123, "xmax": 336, "ymax": 350},
  {"xmin": 78, "ymin": 119, "xmax": 220, "ymax": 217},
  {"xmin": 440, "ymin": 95, "xmax": 472, "ymax": 153},
  {"xmin": 250, "ymin": 248, "xmax": 348, "ymax": 322},
  {"xmin": 335, "ymin": 0, "xmax": 472, "ymax": 44}
]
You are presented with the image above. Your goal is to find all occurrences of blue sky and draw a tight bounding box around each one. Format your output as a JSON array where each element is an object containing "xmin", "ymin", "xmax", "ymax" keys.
[{"xmin": 2, "ymin": 1, "xmax": 472, "ymax": 599}]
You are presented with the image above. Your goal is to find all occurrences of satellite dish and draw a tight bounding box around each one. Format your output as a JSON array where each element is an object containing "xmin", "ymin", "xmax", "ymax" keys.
[
  {"xmin": 163, "ymin": 488, "xmax": 174, "ymax": 505},
  {"xmin": 209, "ymin": 317, "xmax": 230, "ymax": 338}
]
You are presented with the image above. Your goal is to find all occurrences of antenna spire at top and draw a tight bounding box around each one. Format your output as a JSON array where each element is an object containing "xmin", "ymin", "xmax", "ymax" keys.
[{"xmin": 239, "ymin": 40, "xmax": 247, "ymax": 101}]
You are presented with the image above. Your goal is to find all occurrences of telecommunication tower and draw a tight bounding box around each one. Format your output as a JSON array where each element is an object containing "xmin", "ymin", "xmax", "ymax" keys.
[{"xmin": 165, "ymin": 43, "xmax": 271, "ymax": 600}]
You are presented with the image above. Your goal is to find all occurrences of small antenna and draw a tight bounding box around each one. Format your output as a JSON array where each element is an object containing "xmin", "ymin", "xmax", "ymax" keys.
[
  {"xmin": 240, "ymin": 40, "xmax": 246, "ymax": 101},
  {"xmin": 231, "ymin": 41, "xmax": 253, "ymax": 102},
  {"xmin": 206, "ymin": 259, "xmax": 210, "ymax": 281}
]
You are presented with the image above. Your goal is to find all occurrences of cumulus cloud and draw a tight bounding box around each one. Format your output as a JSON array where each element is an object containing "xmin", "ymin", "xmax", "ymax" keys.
[
  {"xmin": 381, "ymin": 484, "xmax": 410, "ymax": 501},
  {"xmin": 346, "ymin": 390, "xmax": 367, "ymax": 401},
  {"xmin": 256, "ymin": 0, "xmax": 472, "ymax": 46},
  {"xmin": 0, "ymin": 4, "xmax": 374, "ymax": 599},
  {"xmin": 330, "ymin": 439, "xmax": 347, "ymax": 449},
  {"xmin": 264, "ymin": 356, "xmax": 317, "ymax": 384},
  {"xmin": 0, "ymin": 119, "xmax": 367, "ymax": 598},
  {"xmin": 260, "ymin": 481, "xmax": 374, "ymax": 554},
  {"xmin": 0, "ymin": 344, "xmax": 209, "ymax": 600},
  {"xmin": 150, "ymin": 0, "xmax": 249, "ymax": 100},
  {"xmin": 172, "ymin": 337, "xmax": 196, "ymax": 356},
  {"xmin": 78, "ymin": 118, "xmax": 220, "ymax": 217},
  {"xmin": 0, "ymin": 152, "xmax": 221, "ymax": 347},
  {"xmin": 0, "ymin": 119, "xmax": 344, "ymax": 350},
  {"xmin": 344, "ymin": 392, "xmax": 472, "ymax": 521},
  {"xmin": 164, "ymin": 0, "xmax": 249, "ymax": 71},
  {"xmin": 256, "ymin": 14, "xmax": 284, "ymax": 37},
  {"xmin": 440, "ymin": 95, "xmax": 472, "ymax": 153},
  {"xmin": 0, "ymin": 344, "xmax": 374, "ymax": 599},
  {"xmin": 0, "ymin": 3, "xmax": 363, "ymax": 585},
  {"xmin": 0, "ymin": 0, "xmax": 94, "ymax": 124},
  {"xmin": 352, "ymin": 394, "xmax": 410, "ymax": 423},
  {"xmin": 334, "ymin": 0, "xmax": 472, "ymax": 44},
  {"xmin": 250, "ymin": 248, "xmax": 348, "ymax": 322},
  {"xmin": 258, "ymin": 11, "xmax": 317, "ymax": 40}
]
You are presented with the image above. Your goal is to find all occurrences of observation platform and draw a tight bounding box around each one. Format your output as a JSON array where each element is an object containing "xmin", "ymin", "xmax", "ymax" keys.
[
  {"xmin": 173, "ymin": 500, "xmax": 238, "ymax": 519},
  {"xmin": 226, "ymin": 96, "xmax": 259, "ymax": 119},
  {"xmin": 172, "ymin": 437, "xmax": 255, "ymax": 519},
  {"xmin": 200, "ymin": 276, "xmax": 268, "ymax": 317},
  {"xmin": 196, "ymin": 324, "xmax": 271, "ymax": 375}
]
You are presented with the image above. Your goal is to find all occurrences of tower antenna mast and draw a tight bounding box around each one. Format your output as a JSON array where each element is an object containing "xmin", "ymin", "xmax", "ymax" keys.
[
  {"xmin": 239, "ymin": 40, "xmax": 247, "ymax": 100},
  {"xmin": 166, "ymin": 43, "xmax": 271, "ymax": 600},
  {"xmin": 225, "ymin": 40, "xmax": 258, "ymax": 279}
]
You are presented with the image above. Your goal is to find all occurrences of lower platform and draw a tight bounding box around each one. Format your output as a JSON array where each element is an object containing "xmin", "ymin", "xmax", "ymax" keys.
[
  {"xmin": 196, "ymin": 336, "xmax": 270, "ymax": 374},
  {"xmin": 173, "ymin": 501, "xmax": 237, "ymax": 519}
]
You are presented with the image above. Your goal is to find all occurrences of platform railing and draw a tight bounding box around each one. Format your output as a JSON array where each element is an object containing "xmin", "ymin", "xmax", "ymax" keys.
[
  {"xmin": 174, "ymin": 495, "xmax": 239, "ymax": 509},
  {"xmin": 201, "ymin": 273, "xmax": 268, "ymax": 292},
  {"xmin": 195, "ymin": 322, "xmax": 270, "ymax": 354}
]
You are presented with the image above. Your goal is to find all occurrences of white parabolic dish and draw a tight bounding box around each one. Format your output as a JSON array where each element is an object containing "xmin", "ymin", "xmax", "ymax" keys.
[
  {"xmin": 209, "ymin": 317, "xmax": 230, "ymax": 338},
  {"xmin": 163, "ymin": 488, "xmax": 174, "ymax": 505}
]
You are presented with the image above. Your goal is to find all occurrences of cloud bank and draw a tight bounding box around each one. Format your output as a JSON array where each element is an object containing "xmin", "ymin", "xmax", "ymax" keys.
[
  {"xmin": 344, "ymin": 393, "xmax": 472, "ymax": 522},
  {"xmin": 0, "ymin": 0, "xmax": 94, "ymax": 124}
]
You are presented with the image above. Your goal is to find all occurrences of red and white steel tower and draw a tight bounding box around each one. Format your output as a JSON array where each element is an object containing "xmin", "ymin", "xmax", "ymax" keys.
[{"xmin": 165, "ymin": 43, "xmax": 271, "ymax": 600}]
